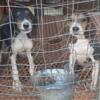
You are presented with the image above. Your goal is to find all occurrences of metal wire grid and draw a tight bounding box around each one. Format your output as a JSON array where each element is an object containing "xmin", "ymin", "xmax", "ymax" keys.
[{"xmin": 0, "ymin": 0, "xmax": 100, "ymax": 100}]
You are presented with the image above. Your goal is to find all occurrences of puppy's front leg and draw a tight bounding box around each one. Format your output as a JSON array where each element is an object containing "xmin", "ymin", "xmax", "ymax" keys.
[
  {"xmin": 10, "ymin": 53, "xmax": 22, "ymax": 91},
  {"xmin": 91, "ymin": 58, "xmax": 99, "ymax": 90},
  {"xmin": 26, "ymin": 50, "xmax": 35, "ymax": 77},
  {"xmin": 69, "ymin": 53, "xmax": 76, "ymax": 74}
]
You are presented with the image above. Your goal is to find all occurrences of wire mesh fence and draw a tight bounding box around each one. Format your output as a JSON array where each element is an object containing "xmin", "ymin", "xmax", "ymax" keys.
[{"xmin": 0, "ymin": 0, "xmax": 100, "ymax": 100}]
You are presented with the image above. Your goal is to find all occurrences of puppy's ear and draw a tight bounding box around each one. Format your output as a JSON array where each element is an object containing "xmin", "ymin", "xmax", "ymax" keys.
[
  {"xmin": 84, "ymin": 23, "xmax": 97, "ymax": 39},
  {"xmin": 31, "ymin": 16, "xmax": 38, "ymax": 37},
  {"xmin": 83, "ymin": 12, "xmax": 90, "ymax": 22}
]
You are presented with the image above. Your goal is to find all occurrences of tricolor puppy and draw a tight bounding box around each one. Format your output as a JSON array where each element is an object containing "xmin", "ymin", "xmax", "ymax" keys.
[
  {"xmin": 68, "ymin": 13, "xmax": 99, "ymax": 90},
  {"xmin": 0, "ymin": 7, "xmax": 37, "ymax": 91}
]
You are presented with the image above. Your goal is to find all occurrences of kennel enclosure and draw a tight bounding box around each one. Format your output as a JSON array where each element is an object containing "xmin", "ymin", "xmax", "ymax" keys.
[{"xmin": 0, "ymin": 0, "xmax": 100, "ymax": 100}]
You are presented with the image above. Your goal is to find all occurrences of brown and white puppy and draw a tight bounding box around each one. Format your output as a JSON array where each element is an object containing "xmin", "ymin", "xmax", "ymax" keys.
[{"xmin": 68, "ymin": 13, "xmax": 98, "ymax": 90}]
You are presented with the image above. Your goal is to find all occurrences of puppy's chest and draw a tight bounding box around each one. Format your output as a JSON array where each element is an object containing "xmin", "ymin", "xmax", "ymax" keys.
[
  {"xmin": 12, "ymin": 34, "xmax": 32, "ymax": 52},
  {"xmin": 70, "ymin": 39, "xmax": 94, "ymax": 60}
]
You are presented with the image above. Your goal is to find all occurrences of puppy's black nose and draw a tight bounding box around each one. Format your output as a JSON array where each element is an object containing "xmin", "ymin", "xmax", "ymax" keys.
[
  {"xmin": 73, "ymin": 27, "xmax": 79, "ymax": 32},
  {"xmin": 23, "ymin": 23, "xmax": 29, "ymax": 29}
]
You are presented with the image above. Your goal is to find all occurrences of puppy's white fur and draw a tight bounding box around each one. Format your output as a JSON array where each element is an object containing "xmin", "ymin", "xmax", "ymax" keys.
[
  {"xmin": 11, "ymin": 33, "xmax": 35, "ymax": 91},
  {"xmin": 69, "ymin": 13, "xmax": 99, "ymax": 90}
]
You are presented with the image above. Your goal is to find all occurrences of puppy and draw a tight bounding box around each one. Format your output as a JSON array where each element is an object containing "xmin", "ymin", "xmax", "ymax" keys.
[
  {"xmin": 0, "ymin": 7, "xmax": 37, "ymax": 91},
  {"xmin": 68, "ymin": 13, "xmax": 99, "ymax": 90}
]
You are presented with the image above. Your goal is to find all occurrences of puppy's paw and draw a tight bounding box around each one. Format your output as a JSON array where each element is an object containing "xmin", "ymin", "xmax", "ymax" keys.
[
  {"xmin": 13, "ymin": 80, "xmax": 23, "ymax": 92},
  {"xmin": 90, "ymin": 82, "xmax": 96, "ymax": 91}
]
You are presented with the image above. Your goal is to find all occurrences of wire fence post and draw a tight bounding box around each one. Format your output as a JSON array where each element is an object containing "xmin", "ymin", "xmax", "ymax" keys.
[{"xmin": 96, "ymin": 61, "xmax": 100, "ymax": 100}]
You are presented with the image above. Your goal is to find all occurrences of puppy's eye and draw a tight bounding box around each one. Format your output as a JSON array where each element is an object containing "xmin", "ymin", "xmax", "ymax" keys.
[
  {"xmin": 29, "ymin": 18, "xmax": 32, "ymax": 22},
  {"xmin": 27, "ymin": 16, "xmax": 32, "ymax": 20},
  {"xmin": 81, "ymin": 18, "xmax": 87, "ymax": 22},
  {"xmin": 68, "ymin": 19, "xmax": 73, "ymax": 22},
  {"xmin": 17, "ymin": 12, "xmax": 21, "ymax": 16},
  {"xmin": 68, "ymin": 19, "xmax": 72, "ymax": 22},
  {"xmin": 17, "ymin": 19, "xmax": 21, "ymax": 23}
]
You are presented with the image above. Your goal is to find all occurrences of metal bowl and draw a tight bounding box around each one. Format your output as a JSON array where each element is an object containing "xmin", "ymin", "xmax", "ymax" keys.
[{"xmin": 33, "ymin": 68, "xmax": 74, "ymax": 100}]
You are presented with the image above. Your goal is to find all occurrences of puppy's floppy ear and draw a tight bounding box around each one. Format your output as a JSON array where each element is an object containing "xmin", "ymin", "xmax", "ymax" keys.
[
  {"xmin": 31, "ymin": 16, "xmax": 38, "ymax": 37},
  {"xmin": 83, "ymin": 12, "xmax": 90, "ymax": 22},
  {"xmin": 28, "ymin": 8, "xmax": 34, "ymax": 20},
  {"xmin": 84, "ymin": 23, "xmax": 97, "ymax": 39}
]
